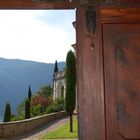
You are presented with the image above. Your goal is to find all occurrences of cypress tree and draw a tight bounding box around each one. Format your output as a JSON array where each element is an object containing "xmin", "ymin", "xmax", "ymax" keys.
[
  {"xmin": 54, "ymin": 60, "xmax": 58, "ymax": 73},
  {"xmin": 28, "ymin": 85, "xmax": 32, "ymax": 102},
  {"xmin": 25, "ymin": 98, "xmax": 30, "ymax": 119},
  {"xmin": 65, "ymin": 50, "xmax": 76, "ymax": 132},
  {"xmin": 3, "ymin": 102, "xmax": 11, "ymax": 122},
  {"xmin": 61, "ymin": 86, "xmax": 64, "ymax": 105}
]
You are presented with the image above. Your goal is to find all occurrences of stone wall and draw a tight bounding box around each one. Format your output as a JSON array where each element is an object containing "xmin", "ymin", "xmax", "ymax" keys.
[{"xmin": 0, "ymin": 111, "xmax": 67, "ymax": 138}]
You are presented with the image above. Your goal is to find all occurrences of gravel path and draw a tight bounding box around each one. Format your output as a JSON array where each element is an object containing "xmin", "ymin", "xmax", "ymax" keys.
[{"xmin": 10, "ymin": 115, "xmax": 78, "ymax": 140}]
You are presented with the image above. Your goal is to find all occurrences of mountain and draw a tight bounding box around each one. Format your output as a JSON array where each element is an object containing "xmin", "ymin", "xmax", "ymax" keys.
[{"xmin": 0, "ymin": 57, "xmax": 65, "ymax": 118}]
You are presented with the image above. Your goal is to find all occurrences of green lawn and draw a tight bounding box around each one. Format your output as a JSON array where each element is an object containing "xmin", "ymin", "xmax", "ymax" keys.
[{"xmin": 41, "ymin": 116, "xmax": 78, "ymax": 139}]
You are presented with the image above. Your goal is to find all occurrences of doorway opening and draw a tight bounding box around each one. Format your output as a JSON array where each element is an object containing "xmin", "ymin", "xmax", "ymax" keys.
[{"xmin": 0, "ymin": 11, "xmax": 77, "ymax": 137}]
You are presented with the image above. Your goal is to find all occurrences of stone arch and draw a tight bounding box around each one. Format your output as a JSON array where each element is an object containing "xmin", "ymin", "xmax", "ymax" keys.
[
  {"xmin": 61, "ymin": 85, "xmax": 64, "ymax": 98},
  {"xmin": 53, "ymin": 71, "xmax": 65, "ymax": 100},
  {"xmin": 56, "ymin": 81, "xmax": 63, "ymax": 98}
]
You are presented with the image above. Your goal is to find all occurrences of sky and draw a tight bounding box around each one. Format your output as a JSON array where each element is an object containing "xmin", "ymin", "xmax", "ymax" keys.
[{"xmin": 0, "ymin": 10, "xmax": 75, "ymax": 63}]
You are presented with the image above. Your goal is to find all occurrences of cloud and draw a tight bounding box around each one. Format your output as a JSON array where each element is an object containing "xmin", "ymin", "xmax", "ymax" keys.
[{"xmin": 0, "ymin": 10, "xmax": 75, "ymax": 63}]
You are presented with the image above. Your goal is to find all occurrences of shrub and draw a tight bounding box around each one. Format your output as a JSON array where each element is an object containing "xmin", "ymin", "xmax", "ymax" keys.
[
  {"xmin": 3, "ymin": 102, "xmax": 11, "ymax": 122},
  {"xmin": 31, "ymin": 104, "xmax": 44, "ymax": 117},
  {"xmin": 45, "ymin": 105, "xmax": 55, "ymax": 114},
  {"xmin": 11, "ymin": 114, "xmax": 24, "ymax": 121},
  {"xmin": 45, "ymin": 98, "xmax": 64, "ymax": 114},
  {"xmin": 31, "ymin": 95, "xmax": 52, "ymax": 108},
  {"xmin": 16, "ymin": 99, "xmax": 25, "ymax": 116}
]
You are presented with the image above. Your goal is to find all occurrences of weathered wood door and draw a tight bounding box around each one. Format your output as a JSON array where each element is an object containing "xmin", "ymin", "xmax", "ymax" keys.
[{"xmin": 103, "ymin": 24, "xmax": 140, "ymax": 140}]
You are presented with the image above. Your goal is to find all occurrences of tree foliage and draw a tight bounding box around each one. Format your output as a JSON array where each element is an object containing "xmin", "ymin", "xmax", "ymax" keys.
[
  {"xmin": 25, "ymin": 98, "xmax": 30, "ymax": 119},
  {"xmin": 17, "ymin": 99, "xmax": 25, "ymax": 115},
  {"xmin": 37, "ymin": 84, "xmax": 53, "ymax": 98},
  {"xmin": 61, "ymin": 86, "xmax": 64, "ymax": 105},
  {"xmin": 45, "ymin": 98, "xmax": 64, "ymax": 114},
  {"xmin": 31, "ymin": 94, "xmax": 52, "ymax": 108},
  {"xmin": 3, "ymin": 102, "xmax": 11, "ymax": 122},
  {"xmin": 54, "ymin": 60, "xmax": 58, "ymax": 73},
  {"xmin": 65, "ymin": 50, "xmax": 76, "ymax": 132},
  {"xmin": 28, "ymin": 85, "xmax": 32, "ymax": 102},
  {"xmin": 31, "ymin": 104, "xmax": 44, "ymax": 117},
  {"xmin": 17, "ymin": 84, "xmax": 53, "ymax": 117}
]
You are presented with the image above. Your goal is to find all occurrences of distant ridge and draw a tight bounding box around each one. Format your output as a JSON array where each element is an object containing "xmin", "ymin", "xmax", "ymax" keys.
[{"xmin": 0, "ymin": 57, "xmax": 65, "ymax": 118}]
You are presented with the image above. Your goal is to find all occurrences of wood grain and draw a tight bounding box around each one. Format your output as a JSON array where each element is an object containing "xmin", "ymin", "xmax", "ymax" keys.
[{"xmin": 0, "ymin": 0, "xmax": 75, "ymax": 9}]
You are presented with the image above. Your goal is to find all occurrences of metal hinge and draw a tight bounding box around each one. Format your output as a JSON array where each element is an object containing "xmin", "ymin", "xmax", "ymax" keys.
[{"xmin": 86, "ymin": 6, "xmax": 96, "ymax": 49}]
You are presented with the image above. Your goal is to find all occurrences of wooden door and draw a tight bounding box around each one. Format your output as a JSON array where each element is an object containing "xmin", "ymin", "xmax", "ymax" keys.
[
  {"xmin": 103, "ymin": 24, "xmax": 140, "ymax": 140},
  {"xmin": 76, "ymin": 6, "xmax": 106, "ymax": 140}
]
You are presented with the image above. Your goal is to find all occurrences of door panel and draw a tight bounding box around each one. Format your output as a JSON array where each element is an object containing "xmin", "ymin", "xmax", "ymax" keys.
[{"xmin": 103, "ymin": 24, "xmax": 140, "ymax": 140}]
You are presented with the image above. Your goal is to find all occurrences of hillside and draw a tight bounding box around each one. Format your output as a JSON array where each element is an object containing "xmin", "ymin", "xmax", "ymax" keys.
[{"xmin": 0, "ymin": 58, "xmax": 65, "ymax": 118}]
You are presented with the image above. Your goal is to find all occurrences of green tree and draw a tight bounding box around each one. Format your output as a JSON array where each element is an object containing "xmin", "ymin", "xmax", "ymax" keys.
[
  {"xmin": 61, "ymin": 86, "xmax": 64, "ymax": 105},
  {"xmin": 25, "ymin": 98, "xmax": 30, "ymax": 119},
  {"xmin": 37, "ymin": 84, "xmax": 53, "ymax": 98},
  {"xmin": 3, "ymin": 102, "xmax": 11, "ymax": 122},
  {"xmin": 17, "ymin": 85, "xmax": 53, "ymax": 117},
  {"xmin": 54, "ymin": 60, "xmax": 58, "ymax": 73},
  {"xmin": 17, "ymin": 99, "xmax": 25, "ymax": 115},
  {"xmin": 31, "ymin": 104, "xmax": 44, "ymax": 117},
  {"xmin": 28, "ymin": 85, "xmax": 32, "ymax": 102},
  {"xmin": 65, "ymin": 50, "xmax": 76, "ymax": 132}
]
